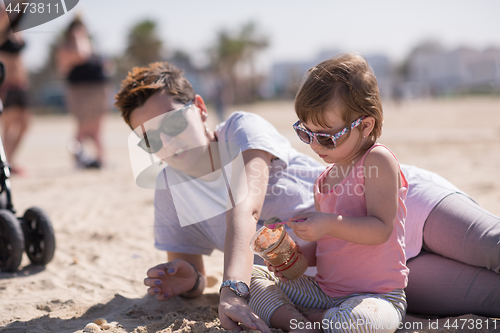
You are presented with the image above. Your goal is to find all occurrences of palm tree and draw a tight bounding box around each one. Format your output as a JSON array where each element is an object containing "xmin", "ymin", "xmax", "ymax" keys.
[
  {"xmin": 240, "ymin": 22, "xmax": 269, "ymax": 100},
  {"xmin": 209, "ymin": 21, "xmax": 268, "ymax": 103},
  {"xmin": 125, "ymin": 20, "xmax": 163, "ymax": 67}
]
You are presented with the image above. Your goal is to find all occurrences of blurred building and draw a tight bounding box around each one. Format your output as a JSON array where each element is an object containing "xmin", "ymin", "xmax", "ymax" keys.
[
  {"xmin": 268, "ymin": 60, "xmax": 315, "ymax": 98},
  {"xmin": 267, "ymin": 50, "xmax": 394, "ymax": 99},
  {"xmin": 405, "ymin": 47, "xmax": 500, "ymax": 97},
  {"xmin": 364, "ymin": 54, "xmax": 393, "ymax": 99}
]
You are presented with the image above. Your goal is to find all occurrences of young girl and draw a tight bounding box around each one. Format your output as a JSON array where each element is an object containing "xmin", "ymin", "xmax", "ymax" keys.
[{"xmin": 249, "ymin": 53, "xmax": 408, "ymax": 333}]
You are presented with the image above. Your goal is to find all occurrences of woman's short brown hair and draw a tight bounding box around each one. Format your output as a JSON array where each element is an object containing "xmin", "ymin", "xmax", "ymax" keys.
[
  {"xmin": 114, "ymin": 62, "xmax": 195, "ymax": 127},
  {"xmin": 294, "ymin": 53, "xmax": 383, "ymax": 143}
]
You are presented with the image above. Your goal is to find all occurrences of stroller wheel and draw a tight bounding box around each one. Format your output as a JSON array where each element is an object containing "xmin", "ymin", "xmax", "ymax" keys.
[
  {"xmin": 0, "ymin": 209, "xmax": 24, "ymax": 272},
  {"xmin": 21, "ymin": 207, "xmax": 55, "ymax": 266}
]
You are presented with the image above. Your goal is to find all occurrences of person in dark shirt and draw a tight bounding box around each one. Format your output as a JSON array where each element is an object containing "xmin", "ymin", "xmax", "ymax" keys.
[
  {"xmin": 56, "ymin": 15, "xmax": 109, "ymax": 169},
  {"xmin": 0, "ymin": 3, "xmax": 31, "ymax": 175}
]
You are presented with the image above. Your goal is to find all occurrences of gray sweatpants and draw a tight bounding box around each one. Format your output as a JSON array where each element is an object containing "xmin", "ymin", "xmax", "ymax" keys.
[{"xmin": 406, "ymin": 193, "xmax": 500, "ymax": 316}]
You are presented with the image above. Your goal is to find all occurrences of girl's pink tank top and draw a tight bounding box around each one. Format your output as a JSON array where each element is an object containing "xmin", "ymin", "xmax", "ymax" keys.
[{"xmin": 314, "ymin": 144, "xmax": 409, "ymax": 297}]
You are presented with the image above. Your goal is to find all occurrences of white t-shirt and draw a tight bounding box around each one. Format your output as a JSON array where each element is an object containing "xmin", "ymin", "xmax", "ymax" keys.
[
  {"xmin": 400, "ymin": 164, "xmax": 466, "ymax": 259},
  {"xmin": 153, "ymin": 111, "xmax": 324, "ymax": 255}
]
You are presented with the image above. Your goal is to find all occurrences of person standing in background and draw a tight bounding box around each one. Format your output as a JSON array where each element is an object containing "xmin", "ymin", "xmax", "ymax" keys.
[
  {"xmin": 0, "ymin": 3, "xmax": 31, "ymax": 176},
  {"xmin": 56, "ymin": 15, "xmax": 109, "ymax": 169}
]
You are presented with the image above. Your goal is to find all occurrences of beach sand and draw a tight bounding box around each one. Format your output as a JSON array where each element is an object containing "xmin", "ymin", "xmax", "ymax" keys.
[{"xmin": 0, "ymin": 97, "xmax": 499, "ymax": 332}]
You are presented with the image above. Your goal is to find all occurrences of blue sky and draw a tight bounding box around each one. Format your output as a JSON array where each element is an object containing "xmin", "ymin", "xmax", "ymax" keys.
[{"xmin": 19, "ymin": 0, "xmax": 500, "ymax": 72}]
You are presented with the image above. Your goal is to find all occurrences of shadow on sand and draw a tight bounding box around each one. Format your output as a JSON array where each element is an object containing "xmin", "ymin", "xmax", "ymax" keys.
[
  {"xmin": 1, "ymin": 292, "xmax": 498, "ymax": 333},
  {"xmin": 0, "ymin": 264, "xmax": 47, "ymax": 279},
  {"xmin": 0, "ymin": 293, "xmax": 223, "ymax": 333}
]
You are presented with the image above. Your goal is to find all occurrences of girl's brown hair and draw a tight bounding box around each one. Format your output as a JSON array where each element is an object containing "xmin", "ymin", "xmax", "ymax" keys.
[
  {"xmin": 114, "ymin": 62, "xmax": 195, "ymax": 127},
  {"xmin": 294, "ymin": 53, "xmax": 383, "ymax": 145}
]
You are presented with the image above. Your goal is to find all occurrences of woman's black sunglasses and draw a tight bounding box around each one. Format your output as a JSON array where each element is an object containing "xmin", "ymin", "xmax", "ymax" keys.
[{"xmin": 137, "ymin": 101, "xmax": 193, "ymax": 153}]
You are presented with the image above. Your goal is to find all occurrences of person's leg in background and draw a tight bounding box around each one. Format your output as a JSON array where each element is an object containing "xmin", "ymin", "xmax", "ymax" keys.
[
  {"xmin": 1, "ymin": 95, "xmax": 30, "ymax": 175},
  {"xmin": 78, "ymin": 83, "xmax": 107, "ymax": 168},
  {"xmin": 67, "ymin": 83, "xmax": 108, "ymax": 169},
  {"xmin": 84, "ymin": 116, "xmax": 105, "ymax": 166},
  {"xmin": 76, "ymin": 118, "xmax": 104, "ymax": 168}
]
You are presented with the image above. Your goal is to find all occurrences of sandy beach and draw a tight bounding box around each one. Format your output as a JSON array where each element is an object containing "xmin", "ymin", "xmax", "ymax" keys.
[{"xmin": 0, "ymin": 97, "xmax": 499, "ymax": 332}]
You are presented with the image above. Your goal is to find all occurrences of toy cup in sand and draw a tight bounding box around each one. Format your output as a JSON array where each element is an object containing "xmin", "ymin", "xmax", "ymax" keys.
[{"xmin": 250, "ymin": 218, "xmax": 308, "ymax": 280}]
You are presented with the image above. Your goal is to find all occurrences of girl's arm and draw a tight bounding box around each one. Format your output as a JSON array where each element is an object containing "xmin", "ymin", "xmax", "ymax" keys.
[
  {"xmin": 298, "ymin": 241, "xmax": 317, "ymax": 267},
  {"xmin": 219, "ymin": 148, "xmax": 272, "ymax": 333},
  {"xmin": 290, "ymin": 146, "xmax": 400, "ymax": 245}
]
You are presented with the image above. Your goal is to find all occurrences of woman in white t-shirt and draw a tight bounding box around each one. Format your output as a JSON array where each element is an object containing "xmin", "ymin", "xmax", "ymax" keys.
[{"xmin": 114, "ymin": 62, "xmax": 500, "ymax": 331}]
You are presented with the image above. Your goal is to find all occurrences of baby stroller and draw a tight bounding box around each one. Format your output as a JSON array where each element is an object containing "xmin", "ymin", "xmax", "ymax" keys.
[{"xmin": 0, "ymin": 62, "xmax": 56, "ymax": 272}]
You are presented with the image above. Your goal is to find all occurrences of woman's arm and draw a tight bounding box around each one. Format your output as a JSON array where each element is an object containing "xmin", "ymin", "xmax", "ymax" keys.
[
  {"xmin": 55, "ymin": 32, "xmax": 92, "ymax": 77},
  {"xmin": 219, "ymin": 148, "xmax": 272, "ymax": 332},
  {"xmin": 290, "ymin": 147, "xmax": 400, "ymax": 245},
  {"xmin": 55, "ymin": 46, "xmax": 89, "ymax": 78},
  {"xmin": 0, "ymin": 6, "xmax": 11, "ymax": 45}
]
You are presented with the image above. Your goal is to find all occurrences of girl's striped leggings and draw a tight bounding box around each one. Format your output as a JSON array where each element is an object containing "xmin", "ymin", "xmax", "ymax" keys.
[{"xmin": 249, "ymin": 265, "xmax": 407, "ymax": 333}]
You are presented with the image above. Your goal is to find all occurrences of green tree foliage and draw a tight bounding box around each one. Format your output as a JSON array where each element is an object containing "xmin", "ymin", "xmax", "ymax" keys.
[
  {"xmin": 209, "ymin": 21, "xmax": 268, "ymax": 103},
  {"xmin": 111, "ymin": 19, "xmax": 163, "ymax": 86},
  {"xmin": 125, "ymin": 19, "xmax": 163, "ymax": 67}
]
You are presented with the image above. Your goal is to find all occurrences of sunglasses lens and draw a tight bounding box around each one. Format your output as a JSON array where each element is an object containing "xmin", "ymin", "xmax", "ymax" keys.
[
  {"xmin": 295, "ymin": 128, "xmax": 312, "ymax": 144},
  {"xmin": 317, "ymin": 136, "xmax": 336, "ymax": 149},
  {"xmin": 162, "ymin": 110, "xmax": 189, "ymax": 136},
  {"xmin": 138, "ymin": 134, "xmax": 162, "ymax": 153},
  {"xmin": 137, "ymin": 107, "xmax": 190, "ymax": 153}
]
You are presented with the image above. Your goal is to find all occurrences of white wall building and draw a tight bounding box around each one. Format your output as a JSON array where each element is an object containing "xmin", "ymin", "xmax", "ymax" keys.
[
  {"xmin": 407, "ymin": 47, "xmax": 500, "ymax": 96},
  {"xmin": 269, "ymin": 50, "xmax": 394, "ymax": 99}
]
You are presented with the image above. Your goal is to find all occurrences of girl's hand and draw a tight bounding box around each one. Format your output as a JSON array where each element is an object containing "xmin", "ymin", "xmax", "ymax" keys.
[
  {"xmin": 288, "ymin": 212, "xmax": 332, "ymax": 242},
  {"xmin": 264, "ymin": 243, "xmax": 305, "ymax": 282},
  {"xmin": 264, "ymin": 260, "xmax": 288, "ymax": 282},
  {"xmin": 144, "ymin": 259, "xmax": 199, "ymax": 300}
]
